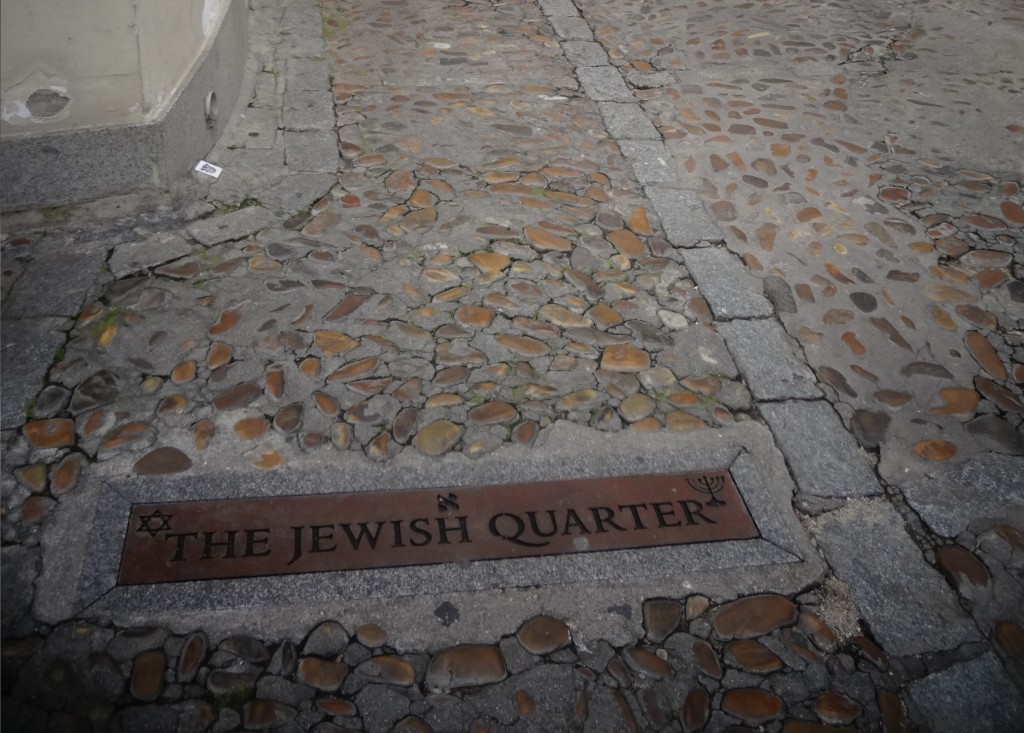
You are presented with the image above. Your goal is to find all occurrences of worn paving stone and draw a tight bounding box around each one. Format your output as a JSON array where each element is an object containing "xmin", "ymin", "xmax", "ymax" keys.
[
  {"xmin": 719, "ymin": 320, "xmax": 822, "ymax": 401},
  {"xmin": 186, "ymin": 206, "xmax": 279, "ymax": 246},
  {"xmin": 618, "ymin": 140, "xmax": 677, "ymax": 185},
  {"xmin": 108, "ymin": 233, "xmax": 193, "ymax": 277},
  {"xmin": 577, "ymin": 66, "xmax": 634, "ymax": 102},
  {"xmin": 282, "ymin": 91, "xmax": 336, "ymax": 132},
  {"xmin": 906, "ymin": 653, "xmax": 1024, "ymax": 733},
  {"xmin": 812, "ymin": 499, "xmax": 981, "ymax": 656},
  {"xmin": 645, "ymin": 186, "xmax": 724, "ymax": 244},
  {"xmin": 680, "ymin": 248, "xmax": 774, "ymax": 319},
  {"xmin": 898, "ymin": 453, "xmax": 1024, "ymax": 537},
  {"xmin": 284, "ymin": 130, "xmax": 340, "ymax": 174},
  {"xmin": 259, "ymin": 173, "xmax": 337, "ymax": 213},
  {"xmin": 759, "ymin": 401, "xmax": 881, "ymax": 498},
  {"xmin": 0, "ymin": 319, "xmax": 68, "ymax": 429},
  {"xmin": 598, "ymin": 102, "xmax": 661, "ymax": 140}
]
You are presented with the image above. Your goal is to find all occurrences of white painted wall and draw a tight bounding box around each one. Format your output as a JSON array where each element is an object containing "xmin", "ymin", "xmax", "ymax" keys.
[{"xmin": 0, "ymin": 0, "xmax": 226, "ymax": 134}]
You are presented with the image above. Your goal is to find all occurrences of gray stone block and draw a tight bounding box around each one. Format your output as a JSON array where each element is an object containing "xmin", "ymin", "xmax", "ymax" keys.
[
  {"xmin": 2, "ymin": 249, "xmax": 107, "ymax": 319},
  {"xmin": 898, "ymin": 453, "xmax": 1024, "ymax": 537},
  {"xmin": 619, "ymin": 140, "xmax": 676, "ymax": 184},
  {"xmin": 0, "ymin": 318, "xmax": 67, "ymax": 429},
  {"xmin": 680, "ymin": 248, "xmax": 774, "ymax": 320},
  {"xmin": 186, "ymin": 206, "xmax": 278, "ymax": 246},
  {"xmin": 213, "ymin": 107, "xmax": 281, "ymax": 151},
  {"xmin": 259, "ymin": 173, "xmax": 336, "ymax": 213},
  {"xmin": 645, "ymin": 186, "xmax": 724, "ymax": 244},
  {"xmin": 760, "ymin": 401, "xmax": 880, "ymax": 497},
  {"xmin": 906, "ymin": 653, "xmax": 1024, "ymax": 733},
  {"xmin": 108, "ymin": 233, "xmax": 193, "ymax": 277},
  {"xmin": 562, "ymin": 41, "xmax": 608, "ymax": 67},
  {"xmin": 285, "ymin": 130, "xmax": 339, "ymax": 173},
  {"xmin": 577, "ymin": 67, "xmax": 634, "ymax": 102},
  {"xmin": 811, "ymin": 499, "xmax": 980, "ymax": 656},
  {"xmin": 539, "ymin": 0, "xmax": 580, "ymax": 17},
  {"xmin": 285, "ymin": 58, "xmax": 329, "ymax": 91},
  {"xmin": 1, "ymin": 545, "xmax": 39, "ymax": 636},
  {"xmin": 718, "ymin": 320, "xmax": 821, "ymax": 401},
  {"xmin": 598, "ymin": 103, "xmax": 661, "ymax": 140},
  {"xmin": 549, "ymin": 16, "xmax": 593, "ymax": 40},
  {"xmin": 282, "ymin": 91, "xmax": 335, "ymax": 132}
]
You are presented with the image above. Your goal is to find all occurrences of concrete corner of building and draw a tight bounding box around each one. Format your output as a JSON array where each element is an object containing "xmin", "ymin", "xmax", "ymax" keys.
[{"xmin": 0, "ymin": 0, "xmax": 249, "ymax": 211}]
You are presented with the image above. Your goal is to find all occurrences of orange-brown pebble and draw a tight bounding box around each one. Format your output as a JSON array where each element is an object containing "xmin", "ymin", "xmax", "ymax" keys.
[
  {"xmin": 192, "ymin": 419, "xmax": 216, "ymax": 451},
  {"xmin": 994, "ymin": 620, "xmax": 1024, "ymax": 663},
  {"xmin": 681, "ymin": 687, "xmax": 710, "ymax": 732},
  {"xmin": 130, "ymin": 649, "xmax": 166, "ymax": 702},
  {"xmin": 23, "ymin": 419, "xmax": 76, "ymax": 449},
  {"xmin": 515, "ymin": 689, "xmax": 536, "ymax": 717},
  {"xmin": 516, "ymin": 616, "xmax": 570, "ymax": 655},
  {"xmin": 912, "ymin": 439, "xmax": 957, "ymax": 461},
  {"xmin": 265, "ymin": 365, "xmax": 285, "ymax": 400},
  {"xmin": 721, "ymin": 688, "xmax": 785, "ymax": 726},
  {"xmin": 134, "ymin": 447, "xmax": 193, "ymax": 476},
  {"xmin": 13, "ymin": 464, "xmax": 47, "ymax": 493},
  {"xmin": 936, "ymin": 545, "xmax": 991, "ymax": 591},
  {"xmin": 170, "ymin": 360, "xmax": 197, "ymax": 384},
  {"xmin": 207, "ymin": 342, "xmax": 233, "ymax": 369},
  {"xmin": 713, "ymin": 594, "xmax": 798, "ymax": 639}
]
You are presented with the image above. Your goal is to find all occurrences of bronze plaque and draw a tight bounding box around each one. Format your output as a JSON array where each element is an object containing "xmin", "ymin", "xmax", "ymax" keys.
[{"xmin": 118, "ymin": 470, "xmax": 759, "ymax": 585}]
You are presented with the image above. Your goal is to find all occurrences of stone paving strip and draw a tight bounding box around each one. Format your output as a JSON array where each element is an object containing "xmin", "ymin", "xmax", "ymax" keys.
[{"xmin": 1, "ymin": 0, "xmax": 1023, "ymax": 730}]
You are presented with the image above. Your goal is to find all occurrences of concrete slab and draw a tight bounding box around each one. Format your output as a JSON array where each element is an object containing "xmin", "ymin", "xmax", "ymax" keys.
[
  {"xmin": 810, "ymin": 499, "xmax": 980, "ymax": 656},
  {"xmin": 35, "ymin": 422, "xmax": 822, "ymax": 647}
]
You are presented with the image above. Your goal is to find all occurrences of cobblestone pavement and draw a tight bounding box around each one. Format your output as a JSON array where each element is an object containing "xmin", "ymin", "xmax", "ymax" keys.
[{"xmin": 2, "ymin": 0, "xmax": 1023, "ymax": 731}]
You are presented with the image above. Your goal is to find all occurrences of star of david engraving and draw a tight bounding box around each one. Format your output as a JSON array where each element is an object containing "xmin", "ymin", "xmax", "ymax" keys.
[{"xmin": 137, "ymin": 509, "xmax": 173, "ymax": 537}]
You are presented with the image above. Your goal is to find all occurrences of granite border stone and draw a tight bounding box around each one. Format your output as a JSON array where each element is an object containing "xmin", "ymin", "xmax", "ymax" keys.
[
  {"xmin": 811, "ymin": 499, "xmax": 982, "ymax": 656},
  {"xmin": 680, "ymin": 248, "xmax": 774, "ymax": 320},
  {"xmin": 718, "ymin": 320, "xmax": 822, "ymax": 401},
  {"xmin": 759, "ymin": 400, "xmax": 881, "ymax": 498},
  {"xmin": 644, "ymin": 186, "xmax": 724, "ymax": 244}
]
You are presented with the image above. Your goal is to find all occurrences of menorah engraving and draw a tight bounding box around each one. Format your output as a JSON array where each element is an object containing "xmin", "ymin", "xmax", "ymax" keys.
[{"xmin": 687, "ymin": 475, "xmax": 727, "ymax": 506}]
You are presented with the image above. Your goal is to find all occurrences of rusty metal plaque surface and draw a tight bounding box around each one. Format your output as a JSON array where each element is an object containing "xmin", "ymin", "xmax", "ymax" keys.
[{"xmin": 118, "ymin": 470, "xmax": 759, "ymax": 585}]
